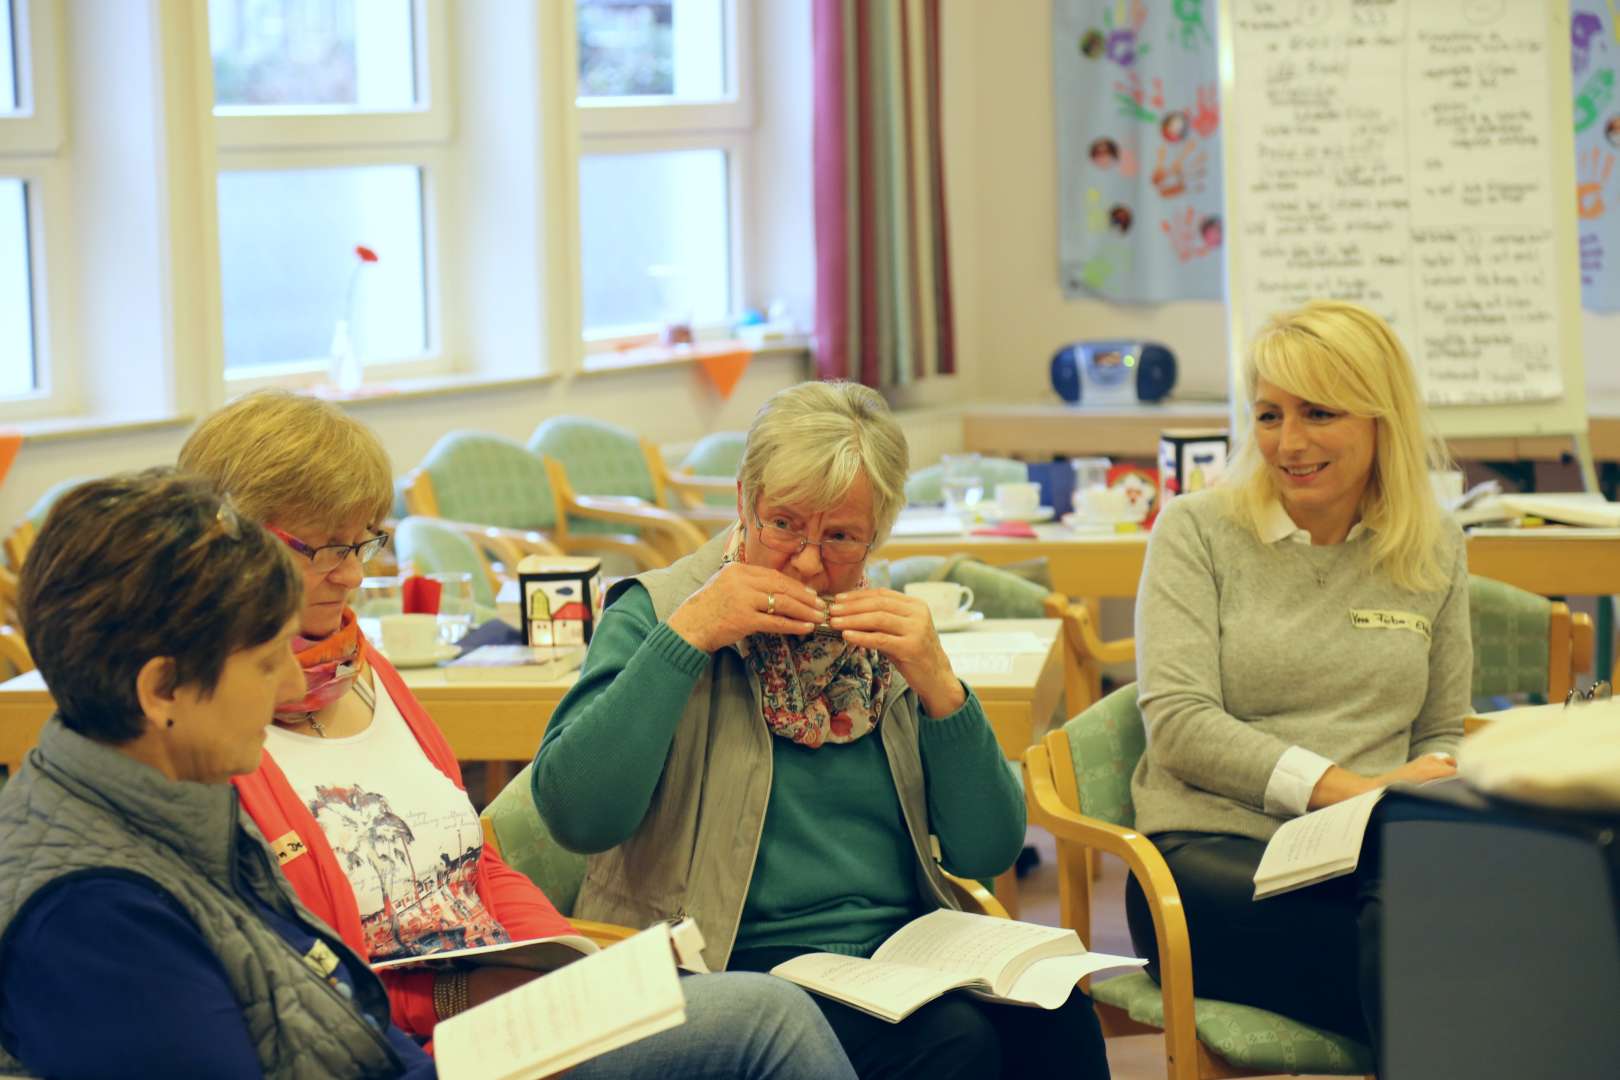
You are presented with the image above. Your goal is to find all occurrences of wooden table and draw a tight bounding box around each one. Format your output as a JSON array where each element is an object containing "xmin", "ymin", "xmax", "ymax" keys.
[
  {"xmin": 0, "ymin": 620, "xmax": 1065, "ymax": 773},
  {"xmin": 881, "ymin": 522, "xmax": 1620, "ymax": 605}
]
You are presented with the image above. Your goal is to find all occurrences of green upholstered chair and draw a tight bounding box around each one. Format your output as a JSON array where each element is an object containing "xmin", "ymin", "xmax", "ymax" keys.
[
  {"xmin": 678, "ymin": 432, "xmax": 747, "ymax": 505},
  {"xmin": 527, "ymin": 418, "xmax": 710, "ymax": 564},
  {"xmin": 478, "ymin": 762, "xmax": 634, "ymax": 946},
  {"xmin": 1468, "ymin": 574, "xmax": 1591, "ymax": 705},
  {"xmin": 1023, "ymin": 685, "xmax": 1376, "ymax": 1080},
  {"xmin": 6, "ymin": 476, "xmax": 90, "ymax": 571},
  {"xmin": 392, "ymin": 516, "xmax": 500, "ymax": 609},
  {"xmin": 881, "ymin": 555, "xmax": 1055, "ymax": 617},
  {"xmin": 403, "ymin": 431, "xmax": 670, "ymax": 572},
  {"xmin": 904, "ymin": 456, "xmax": 1028, "ymax": 506},
  {"xmin": 641, "ymin": 435, "xmax": 739, "ymax": 525}
]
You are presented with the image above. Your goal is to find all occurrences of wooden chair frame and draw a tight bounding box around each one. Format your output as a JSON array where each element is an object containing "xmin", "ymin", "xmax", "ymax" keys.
[
  {"xmin": 639, "ymin": 438, "xmax": 739, "ymax": 533},
  {"xmin": 1545, "ymin": 600, "xmax": 1594, "ymax": 703},
  {"xmin": 540, "ymin": 456, "xmax": 709, "ymax": 566},
  {"xmin": 3, "ymin": 520, "xmax": 35, "ymax": 573},
  {"xmin": 1024, "ymin": 734, "xmax": 1373, "ymax": 1080}
]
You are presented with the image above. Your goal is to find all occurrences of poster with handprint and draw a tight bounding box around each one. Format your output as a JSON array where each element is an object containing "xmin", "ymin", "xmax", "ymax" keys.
[
  {"xmin": 1573, "ymin": 2, "xmax": 1620, "ymax": 311},
  {"xmin": 1054, "ymin": 0, "xmax": 1224, "ymax": 302}
]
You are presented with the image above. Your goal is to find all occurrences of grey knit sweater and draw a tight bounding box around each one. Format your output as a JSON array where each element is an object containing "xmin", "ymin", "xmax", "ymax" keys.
[{"xmin": 1131, "ymin": 489, "xmax": 1471, "ymax": 842}]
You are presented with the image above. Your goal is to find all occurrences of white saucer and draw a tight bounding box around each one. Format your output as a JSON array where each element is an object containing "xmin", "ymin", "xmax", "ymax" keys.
[
  {"xmin": 1061, "ymin": 511, "xmax": 1145, "ymax": 532},
  {"xmin": 933, "ymin": 610, "xmax": 986, "ymax": 633},
  {"xmin": 380, "ymin": 643, "xmax": 459, "ymax": 668},
  {"xmin": 988, "ymin": 506, "xmax": 1055, "ymax": 524}
]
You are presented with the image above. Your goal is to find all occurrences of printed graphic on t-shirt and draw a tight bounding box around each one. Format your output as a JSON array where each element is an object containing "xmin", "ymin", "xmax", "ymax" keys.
[{"xmin": 307, "ymin": 783, "xmax": 510, "ymax": 961}]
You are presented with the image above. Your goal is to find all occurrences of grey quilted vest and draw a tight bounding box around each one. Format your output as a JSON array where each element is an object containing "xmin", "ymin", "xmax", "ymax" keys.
[
  {"xmin": 0, "ymin": 718, "xmax": 403, "ymax": 1079},
  {"xmin": 572, "ymin": 532, "xmax": 960, "ymax": 970}
]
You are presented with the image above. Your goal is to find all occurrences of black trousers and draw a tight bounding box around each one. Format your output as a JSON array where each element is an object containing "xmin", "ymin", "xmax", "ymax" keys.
[
  {"xmin": 1123, "ymin": 832, "xmax": 1381, "ymax": 1054},
  {"xmin": 730, "ymin": 945, "xmax": 1111, "ymax": 1080}
]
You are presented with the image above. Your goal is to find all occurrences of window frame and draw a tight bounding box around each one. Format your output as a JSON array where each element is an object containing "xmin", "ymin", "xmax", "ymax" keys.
[
  {"xmin": 574, "ymin": 0, "xmax": 755, "ymax": 354},
  {"xmin": 214, "ymin": 0, "xmax": 455, "ymax": 389},
  {"xmin": 0, "ymin": 0, "xmax": 64, "ymax": 154}
]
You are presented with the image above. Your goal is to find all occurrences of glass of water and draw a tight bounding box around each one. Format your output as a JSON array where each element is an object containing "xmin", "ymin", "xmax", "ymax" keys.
[
  {"xmin": 355, "ymin": 576, "xmax": 403, "ymax": 642},
  {"xmin": 940, "ymin": 452, "xmax": 984, "ymax": 515},
  {"xmin": 430, "ymin": 572, "xmax": 476, "ymax": 646}
]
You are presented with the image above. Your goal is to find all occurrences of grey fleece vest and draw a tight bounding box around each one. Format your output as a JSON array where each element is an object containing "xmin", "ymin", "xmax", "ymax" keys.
[
  {"xmin": 0, "ymin": 719, "xmax": 401, "ymax": 1079},
  {"xmin": 572, "ymin": 532, "xmax": 960, "ymax": 970}
]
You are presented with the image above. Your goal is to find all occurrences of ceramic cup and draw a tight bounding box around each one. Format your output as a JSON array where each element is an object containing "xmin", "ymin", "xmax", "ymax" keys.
[
  {"xmin": 1078, "ymin": 484, "xmax": 1131, "ymax": 522},
  {"xmin": 380, "ymin": 613, "xmax": 440, "ymax": 660},
  {"xmin": 904, "ymin": 581, "xmax": 976, "ymax": 624},
  {"xmin": 994, "ymin": 481, "xmax": 1042, "ymax": 517}
]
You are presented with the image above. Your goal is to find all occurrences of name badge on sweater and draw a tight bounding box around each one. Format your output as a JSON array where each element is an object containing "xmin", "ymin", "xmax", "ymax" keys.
[
  {"xmin": 1349, "ymin": 609, "xmax": 1431, "ymax": 641},
  {"xmin": 271, "ymin": 830, "xmax": 309, "ymax": 866}
]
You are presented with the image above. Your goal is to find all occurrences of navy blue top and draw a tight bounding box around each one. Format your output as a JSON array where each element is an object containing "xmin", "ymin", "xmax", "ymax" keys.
[{"xmin": 0, "ymin": 873, "xmax": 436, "ymax": 1079}]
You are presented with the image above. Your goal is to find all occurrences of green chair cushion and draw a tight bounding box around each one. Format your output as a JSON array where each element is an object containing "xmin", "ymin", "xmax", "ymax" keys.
[
  {"xmin": 1468, "ymin": 574, "xmax": 1551, "ymax": 698},
  {"xmin": 482, "ymin": 762, "xmax": 587, "ymax": 916},
  {"xmin": 679, "ymin": 432, "xmax": 747, "ymax": 507},
  {"xmin": 1091, "ymin": 972, "xmax": 1375, "ymax": 1074},
  {"xmin": 882, "ymin": 556, "xmax": 1053, "ymax": 618},
  {"xmin": 392, "ymin": 516, "xmax": 497, "ymax": 608},
  {"xmin": 904, "ymin": 458, "xmax": 1029, "ymax": 506},
  {"xmin": 1064, "ymin": 683, "xmax": 1145, "ymax": 828},
  {"xmin": 528, "ymin": 417, "xmax": 660, "ymax": 536},
  {"xmin": 419, "ymin": 432, "xmax": 557, "ymax": 530}
]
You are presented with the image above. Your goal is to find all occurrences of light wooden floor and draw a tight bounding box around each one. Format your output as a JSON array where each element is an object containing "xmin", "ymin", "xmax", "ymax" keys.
[{"xmin": 1017, "ymin": 827, "xmax": 1343, "ymax": 1080}]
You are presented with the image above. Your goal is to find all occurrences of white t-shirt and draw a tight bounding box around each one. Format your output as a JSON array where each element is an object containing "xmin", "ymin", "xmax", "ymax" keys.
[{"xmin": 266, "ymin": 682, "xmax": 509, "ymax": 962}]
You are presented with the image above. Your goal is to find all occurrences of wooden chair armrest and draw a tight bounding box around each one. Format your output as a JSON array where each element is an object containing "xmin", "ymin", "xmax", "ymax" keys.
[
  {"xmin": 1062, "ymin": 601, "xmax": 1136, "ymax": 666},
  {"xmin": 665, "ymin": 471, "xmax": 738, "ymax": 509},
  {"xmin": 941, "ymin": 871, "xmax": 1012, "ymax": 920},
  {"xmin": 553, "ymin": 532, "xmax": 673, "ymax": 572},
  {"xmin": 1023, "ymin": 743, "xmax": 1200, "ymax": 1069},
  {"xmin": 568, "ymin": 495, "xmax": 709, "ymax": 561},
  {"xmin": 569, "ymin": 919, "xmax": 640, "ymax": 946}
]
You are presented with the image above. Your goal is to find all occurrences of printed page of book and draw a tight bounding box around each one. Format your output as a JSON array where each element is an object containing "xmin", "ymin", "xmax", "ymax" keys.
[
  {"xmin": 433, "ymin": 923, "xmax": 685, "ymax": 1080},
  {"xmin": 371, "ymin": 932, "xmax": 598, "ymax": 972},
  {"xmin": 1253, "ymin": 787, "xmax": 1388, "ymax": 900},
  {"xmin": 769, "ymin": 953, "xmax": 980, "ymax": 1023},
  {"xmin": 871, "ymin": 910, "xmax": 1077, "ymax": 992}
]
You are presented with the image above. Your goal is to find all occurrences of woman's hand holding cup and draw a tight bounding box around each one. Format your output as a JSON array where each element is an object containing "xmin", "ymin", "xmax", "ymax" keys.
[{"xmin": 667, "ymin": 562, "xmax": 826, "ymax": 653}]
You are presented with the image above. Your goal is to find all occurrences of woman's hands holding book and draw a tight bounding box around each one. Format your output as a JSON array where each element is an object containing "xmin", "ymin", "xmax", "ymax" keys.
[{"xmin": 1307, "ymin": 754, "xmax": 1457, "ymax": 811}]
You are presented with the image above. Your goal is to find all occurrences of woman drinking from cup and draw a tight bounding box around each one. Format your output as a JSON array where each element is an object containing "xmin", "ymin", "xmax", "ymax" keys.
[
  {"xmin": 534, "ymin": 381, "xmax": 1111, "ymax": 1080},
  {"xmin": 179, "ymin": 390, "xmax": 855, "ymax": 1080},
  {"xmin": 0, "ymin": 470, "xmax": 436, "ymax": 1077}
]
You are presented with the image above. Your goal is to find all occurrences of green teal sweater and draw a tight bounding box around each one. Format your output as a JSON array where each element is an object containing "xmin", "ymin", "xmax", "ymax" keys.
[{"xmin": 533, "ymin": 584, "xmax": 1025, "ymax": 955}]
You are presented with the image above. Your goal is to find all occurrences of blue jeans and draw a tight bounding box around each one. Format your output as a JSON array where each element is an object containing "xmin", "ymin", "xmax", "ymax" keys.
[{"xmin": 571, "ymin": 971, "xmax": 858, "ymax": 1080}]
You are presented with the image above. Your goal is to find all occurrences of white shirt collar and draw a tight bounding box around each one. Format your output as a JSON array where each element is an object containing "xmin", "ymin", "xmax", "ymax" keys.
[{"xmin": 1258, "ymin": 496, "xmax": 1369, "ymax": 546}]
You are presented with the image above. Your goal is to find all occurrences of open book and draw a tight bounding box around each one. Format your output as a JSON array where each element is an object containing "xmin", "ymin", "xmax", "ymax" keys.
[
  {"xmin": 1252, "ymin": 786, "xmax": 1389, "ymax": 899},
  {"xmin": 769, "ymin": 909, "xmax": 1145, "ymax": 1023},
  {"xmin": 371, "ymin": 932, "xmax": 597, "ymax": 973},
  {"xmin": 432, "ymin": 922, "xmax": 688, "ymax": 1080}
]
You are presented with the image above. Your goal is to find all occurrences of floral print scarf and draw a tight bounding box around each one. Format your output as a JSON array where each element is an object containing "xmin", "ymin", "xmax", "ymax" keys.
[{"xmin": 723, "ymin": 526, "xmax": 895, "ymax": 748}]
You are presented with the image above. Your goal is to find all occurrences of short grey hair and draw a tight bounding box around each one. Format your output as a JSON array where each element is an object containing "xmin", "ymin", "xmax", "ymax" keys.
[{"xmin": 738, "ymin": 381, "xmax": 910, "ymax": 541}]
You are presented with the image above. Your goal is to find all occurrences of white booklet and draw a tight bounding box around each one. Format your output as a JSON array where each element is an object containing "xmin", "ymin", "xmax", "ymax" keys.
[
  {"xmin": 769, "ymin": 909, "xmax": 1145, "ymax": 1023},
  {"xmin": 433, "ymin": 922, "xmax": 687, "ymax": 1080},
  {"xmin": 1252, "ymin": 786, "xmax": 1389, "ymax": 900},
  {"xmin": 370, "ymin": 933, "xmax": 598, "ymax": 973}
]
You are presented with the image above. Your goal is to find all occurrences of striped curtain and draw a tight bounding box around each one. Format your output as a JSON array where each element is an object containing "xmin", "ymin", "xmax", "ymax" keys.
[{"xmin": 812, "ymin": 0, "xmax": 956, "ymax": 388}]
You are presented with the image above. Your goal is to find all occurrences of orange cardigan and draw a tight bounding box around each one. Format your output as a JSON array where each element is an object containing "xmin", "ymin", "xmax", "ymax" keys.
[{"xmin": 233, "ymin": 642, "xmax": 573, "ymax": 1037}]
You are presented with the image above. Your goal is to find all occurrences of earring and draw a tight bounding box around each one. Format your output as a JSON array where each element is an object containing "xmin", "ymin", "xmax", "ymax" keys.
[{"xmin": 165, "ymin": 718, "xmax": 175, "ymax": 729}]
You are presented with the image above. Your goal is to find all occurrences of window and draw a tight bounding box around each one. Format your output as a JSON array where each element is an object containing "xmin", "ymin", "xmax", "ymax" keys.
[
  {"xmin": 575, "ymin": 0, "xmax": 751, "ymax": 346},
  {"xmin": 208, "ymin": 0, "xmax": 448, "ymax": 383},
  {"xmin": 0, "ymin": 178, "xmax": 33, "ymax": 396},
  {"xmin": 1, "ymin": 0, "xmax": 17, "ymax": 114}
]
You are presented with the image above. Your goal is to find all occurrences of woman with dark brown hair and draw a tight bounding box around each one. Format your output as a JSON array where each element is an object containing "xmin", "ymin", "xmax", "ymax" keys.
[{"xmin": 0, "ymin": 469, "xmax": 437, "ymax": 1077}]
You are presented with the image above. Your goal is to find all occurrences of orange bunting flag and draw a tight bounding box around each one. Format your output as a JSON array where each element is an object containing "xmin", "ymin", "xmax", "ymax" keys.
[
  {"xmin": 697, "ymin": 347, "xmax": 752, "ymax": 399},
  {"xmin": 0, "ymin": 429, "xmax": 21, "ymax": 492}
]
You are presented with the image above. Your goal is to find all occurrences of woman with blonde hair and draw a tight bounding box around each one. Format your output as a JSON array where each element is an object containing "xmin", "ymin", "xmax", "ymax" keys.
[
  {"xmin": 534, "ymin": 381, "xmax": 1111, "ymax": 1079},
  {"xmin": 1125, "ymin": 300, "xmax": 1472, "ymax": 1058},
  {"xmin": 179, "ymin": 390, "xmax": 856, "ymax": 1080}
]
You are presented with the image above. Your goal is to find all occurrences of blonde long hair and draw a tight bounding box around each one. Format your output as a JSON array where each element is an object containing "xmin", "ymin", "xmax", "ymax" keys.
[{"xmin": 1224, "ymin": 300, "xmax": 1452, "ymax": 593}]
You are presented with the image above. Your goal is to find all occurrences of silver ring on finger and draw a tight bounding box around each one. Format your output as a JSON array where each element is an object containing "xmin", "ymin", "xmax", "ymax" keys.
[{"xmin": 765, "ymin": 592, "xmax": 776, "ymax": 615}]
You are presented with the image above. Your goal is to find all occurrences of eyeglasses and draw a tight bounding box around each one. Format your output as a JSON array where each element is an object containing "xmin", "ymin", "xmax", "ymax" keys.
[
  {"xmin": 268, "ymin": 524, "xmax": 390, "ymax": 574},
  {"xmin": 750, "ymin": 510, "xmax": 872, "ymax": 565},
  {"xmin": 1565, "ymin": 680, "xmax": 1613, "ymax": 708}
]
